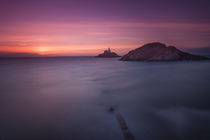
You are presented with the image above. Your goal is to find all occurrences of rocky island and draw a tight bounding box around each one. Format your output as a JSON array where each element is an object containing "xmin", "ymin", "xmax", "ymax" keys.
[
  {"xmin": 96, "ymin": 48, "xmax": 120, "ymax": 58},
  {"xmin": 120, "ymin": 42, "xmax": 208, "ymax": 61}
]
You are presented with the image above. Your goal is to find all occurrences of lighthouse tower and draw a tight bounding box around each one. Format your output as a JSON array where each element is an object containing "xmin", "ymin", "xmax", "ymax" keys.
[
  {"xmin": 108, "ymin": 48, "xmax": 111, "ymax": 53},
  {"xmin": 104, "ymin": 47, "xmax": 111, "ymax": 53}
]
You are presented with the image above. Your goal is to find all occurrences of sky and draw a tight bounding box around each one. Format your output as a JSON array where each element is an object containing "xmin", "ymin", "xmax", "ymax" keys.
[{"xmin": 0, "ymin": 0, "xmax": 210, "ymax": 55}]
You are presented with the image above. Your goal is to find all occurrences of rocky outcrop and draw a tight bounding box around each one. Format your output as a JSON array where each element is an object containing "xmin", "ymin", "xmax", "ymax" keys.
[
  {"xmin": 120, "ymin": 42, "xmax": 208, "ymax": 61},
  {"xmin": 96, "ymin": 48, "xmax": 120, "ymax": 58}
]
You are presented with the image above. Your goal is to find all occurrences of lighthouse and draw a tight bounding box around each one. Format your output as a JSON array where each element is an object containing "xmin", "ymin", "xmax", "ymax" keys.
[
  {"xmin": 104, "ymin": 47, "xmax": 111, "ymax": 53},
  {"xmin": 97, "ymin": 47, "xmax": 120, "ymax": 57},
  {"xmin": 108, "ymin": 48, "xmax": 111, "ymax": 53}
]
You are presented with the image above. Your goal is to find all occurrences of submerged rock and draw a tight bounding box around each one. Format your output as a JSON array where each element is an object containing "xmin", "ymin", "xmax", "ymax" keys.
[
  {"xmin": 109, "ymin": 107, "xmax": 114, "ymax": 112},
  {"xmin": 96, "ymin": 48, "xmax": 120, "ymax": 58},
  {"xmin": 116, "ymin": 112, "xmax": 135, "ymax": 140},
  {"xmin": 120, "ymin": 42, "xmax": 208, "ymax": 61}
]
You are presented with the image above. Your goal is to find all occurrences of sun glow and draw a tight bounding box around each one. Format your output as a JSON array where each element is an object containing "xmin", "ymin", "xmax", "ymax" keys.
[{"xmin": 36, "ymin": 47, "xmax": 49, "ymax": 54}]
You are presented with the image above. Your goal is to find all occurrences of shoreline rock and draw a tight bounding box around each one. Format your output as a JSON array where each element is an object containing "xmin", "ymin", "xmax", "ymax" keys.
[{"xmin": 120, "ymin": 42, "xmax": 208, "ymax": 61}]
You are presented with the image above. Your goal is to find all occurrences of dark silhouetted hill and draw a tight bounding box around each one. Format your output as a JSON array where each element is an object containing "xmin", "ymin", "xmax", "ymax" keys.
[{"xmin": 121, "ymin": 42, "xmax": 208, "ymax": 61}]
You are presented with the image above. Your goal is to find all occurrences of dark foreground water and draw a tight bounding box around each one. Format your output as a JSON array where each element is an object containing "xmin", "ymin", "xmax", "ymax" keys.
[{"xmin": 0, "ymin": 57, "xmax": 210, "ymax": 140}]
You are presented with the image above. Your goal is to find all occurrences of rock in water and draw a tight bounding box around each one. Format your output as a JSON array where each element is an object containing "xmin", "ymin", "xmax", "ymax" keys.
[
  {"xmin": 120, "ymin": 42, "xmax": 208, "ymax": 61},
  {"xmin": 108, "ymin": 107, "xmax": 114, "ymax": 112},
  {"xmin": 96, "ymin": 48, "xmax": 120, "ymax": 58}
]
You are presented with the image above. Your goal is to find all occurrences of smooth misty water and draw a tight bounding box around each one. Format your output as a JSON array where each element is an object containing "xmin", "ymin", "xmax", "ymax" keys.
[{"xmin": 0, "ymin": 57, "xmax": 210, "ymax": 140}]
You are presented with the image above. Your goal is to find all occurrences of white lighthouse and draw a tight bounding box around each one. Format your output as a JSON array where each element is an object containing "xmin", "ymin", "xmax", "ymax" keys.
[
  {"xmin": 108, "ymin": 48, "xmax": 111, "ymax": 53},
  {"xmin": 104, "ymin": 47, "xmax": 111, "ymax": 53}
]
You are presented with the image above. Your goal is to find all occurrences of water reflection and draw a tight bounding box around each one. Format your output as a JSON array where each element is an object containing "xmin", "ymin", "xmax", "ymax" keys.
[{"xmin": 0, "ymin": 57, "xmax": 210, "ymax": 140}]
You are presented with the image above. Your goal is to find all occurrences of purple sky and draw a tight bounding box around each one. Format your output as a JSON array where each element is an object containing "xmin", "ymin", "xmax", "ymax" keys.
[{"xmin": 0, "ymin": 0, "xmax": 210, "ymax": 55}]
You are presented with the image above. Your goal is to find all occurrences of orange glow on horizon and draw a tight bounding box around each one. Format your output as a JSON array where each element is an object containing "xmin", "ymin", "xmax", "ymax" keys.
[
  {"xmin": 0, "ymin": 43, "xmax": 137, "ymax": 56},
  {"xmin": 1, "ymin": 21, "xmax": 210, "ymax": 56},
  {"xmin": 35, "ymin": 47, "xmax": 50, "ymax": 55}
]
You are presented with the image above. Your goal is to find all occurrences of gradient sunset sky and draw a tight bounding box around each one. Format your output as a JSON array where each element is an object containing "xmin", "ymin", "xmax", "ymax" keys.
[{"xmin": 1, "ymin": 0, "xmax": 210, "ymax": 55}]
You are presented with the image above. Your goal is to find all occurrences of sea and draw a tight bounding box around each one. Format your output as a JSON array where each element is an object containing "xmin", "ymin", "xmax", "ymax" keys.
[{"xmin": 0, "ymin": 57, "xmax": 210, "ymax": 140}]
